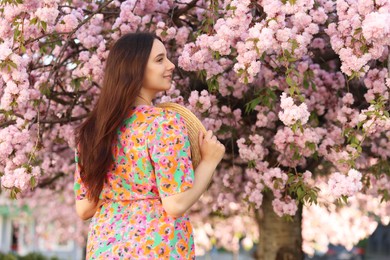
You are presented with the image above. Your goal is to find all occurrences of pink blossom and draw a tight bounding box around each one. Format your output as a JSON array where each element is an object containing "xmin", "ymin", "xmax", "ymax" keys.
[
  {"xmin": 0, "ymin": 41, "xmax": 12, "ymax": 60},
  {"xmin": 263, "ymin": 167, "xmax": 288, "ymax": 191},
  {"xmin": 278, "ymin": 92, "xmax": 310, "ymax": 126},
  {"xmin": 327, "ymin": 169, "xmax": 363, "ymax": 198},
  {"xmin": 35, "ymin": 7, "xmax": 59, "ymax": 24},
  {"xmin": 56, "ymin": 13, "xmax": 79, "ymax": 33},
  {"xmin": 310, "ymin": 7, "xmax": 328, "ymax": 24},
  {"xmin": 362, "ymin": 12, "xmax": 390, "ymax": 44},
  {"xmin": 272, "ymin": 196, "xmax": 298, "ymax": 217}
]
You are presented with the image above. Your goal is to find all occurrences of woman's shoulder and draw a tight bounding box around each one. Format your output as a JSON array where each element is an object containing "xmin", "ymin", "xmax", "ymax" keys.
[{"xmin": 131, "ymin": 105, "xmax": 182, "ymax": 124}]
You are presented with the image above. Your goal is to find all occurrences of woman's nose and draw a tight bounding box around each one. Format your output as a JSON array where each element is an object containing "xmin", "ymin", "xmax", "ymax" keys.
[{"xmin": 167, "ymin": 59, "xmax": 175, "ymax": 71}]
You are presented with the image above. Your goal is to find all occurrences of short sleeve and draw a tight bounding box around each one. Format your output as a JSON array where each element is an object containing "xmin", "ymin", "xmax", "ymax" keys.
[
  {"xmin": 147, "ymin": 110, "xmax": 195, "ymax": 198},
  {"xmin": 74, "ymin": 149, "xmax": 87, "ymax": 200}
]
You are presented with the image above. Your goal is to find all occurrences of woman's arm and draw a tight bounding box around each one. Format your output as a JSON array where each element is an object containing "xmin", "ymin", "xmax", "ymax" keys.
[
  {"xmin": 161, "ymin": 160, "xmax": 218, "ymax": 217},
  {"xmin": 161, "ymin": 130, "xmax": 225, "ymax": 217},
  {"xmin": 75, "ymin": 199, "xmax": 103, "ymax": 220}
]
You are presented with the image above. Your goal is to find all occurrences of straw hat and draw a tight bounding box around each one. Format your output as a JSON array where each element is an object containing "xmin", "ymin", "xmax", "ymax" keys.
[{"xmin": 156, "ymin": 102, "xmax": 206, "ymax": 169}]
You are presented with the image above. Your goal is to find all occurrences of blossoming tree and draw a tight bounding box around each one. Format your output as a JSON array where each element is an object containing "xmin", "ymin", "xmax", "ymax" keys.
[{"xmin": 1, "ymin": 0, "xmax": 389, "ymax": 259}]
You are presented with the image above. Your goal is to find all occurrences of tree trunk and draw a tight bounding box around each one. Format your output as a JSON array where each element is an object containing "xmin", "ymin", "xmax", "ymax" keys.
[{"xmin": 254, "ymin": 192, "xmax": 303, "ymax": 260}]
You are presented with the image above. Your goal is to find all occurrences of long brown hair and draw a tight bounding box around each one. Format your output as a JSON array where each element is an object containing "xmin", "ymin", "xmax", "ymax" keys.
[{"xmin": 75, "ymin": 32, "xmax": 159, "ymax": 202}]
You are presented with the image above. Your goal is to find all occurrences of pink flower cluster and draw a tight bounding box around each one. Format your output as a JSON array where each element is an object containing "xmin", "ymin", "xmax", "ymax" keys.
[
  {"xmin": 303, "ymin": 174, "xmax": 390, "ymax": 255},
  {"xmin": 75, "ymin": 14, "xmax": 104, "ymax": 49},
  {"xmin": 155, "ymin": 22, "xmax": 177, "ymax": 41},
  {"xmin": 237, "ymin": 134, "xmax": 268, "ymax": 164},
  {"xmin": 0, "ymin": 124, "xmax": 41, "ymax": 191},
  {"xmin": 243, "ymin": 168, "xmax": 264, "ymax": 209},
  {"xmin": 272, "ymin": 196, "xmax": 298, "ymax": 217},
  {"xmin": 302, "ymin": 63, "xmax": 345, "ymax": 116},
  {"xmin": 113, "ymin": 0, "xmax": 142, "ymax": 34},
  {"xmin": 188, "ymin": 90, "xmax": 215, "ymax": 114},
  {"xmin": 254, "ymin": 105, "xmax": 277, "ymax": 129},
  {"xmin": 56, "ymin": 9, "xmax": 82, "ymax": 33},
  {"xmin": 262, "ymin": 167, "xmax": 288, "ymax": 192},
  {"xmin": 179, "ymin": 37, "xmax": 227, "ymax": 80},
  {"xmin": 325, "ymin": 0, "xmax": 390, "ymax": 76},
  {"xmin": 278, "ymin": 92, "xmax": 310, "ymax": 126},
  {"xmin": 357, "ymin": 105, "xmax": 390, "ymax": 135},
  {"xmin": 180, "ymin": 0, "xmax": 252, "ymax": 80},
  {"xmin": 336, "ymin": 93, "xmax": 360, "ymax": 127},
  {"xmin": 370, "ymin": 132, "xmax": 390, "ymax": 160},
  {"xmin": 327, "ymin": 169, "xmax": 363, "ymax": 198},
  {"xmin": 0, "ymin": 41, "xmax": 12, "ymax": 61},
  {"xmin": 363, "ymin": 68, "xmax": 389, "ymax": 102},
  {"xmin": 217, "ymin": 71, "xmax": 248, "ymax": 98},
  {"xmin": 35, "ymin": 7, "xmax": 59, "ymax": 25},
  {"xmin": 274, "ymin": 127, "xmax": 322, "ymax": 167}
]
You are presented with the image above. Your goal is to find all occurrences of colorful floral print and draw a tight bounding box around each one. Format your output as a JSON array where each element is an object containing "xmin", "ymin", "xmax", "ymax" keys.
[{"xmin": 74, "ymin": 105, "xmax": 195, "ymax": 259}]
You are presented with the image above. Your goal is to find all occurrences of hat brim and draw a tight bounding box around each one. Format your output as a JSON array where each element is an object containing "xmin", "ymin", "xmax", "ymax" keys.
[{"xmin": 156, "ymin": 102, "xmax": 206, "ymax": 169}]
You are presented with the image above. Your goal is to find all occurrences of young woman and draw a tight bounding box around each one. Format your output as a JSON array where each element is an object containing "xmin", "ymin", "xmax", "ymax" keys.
[{"xmin": 74, "ymin": 32, "xmax": 225, "ymax": 259}]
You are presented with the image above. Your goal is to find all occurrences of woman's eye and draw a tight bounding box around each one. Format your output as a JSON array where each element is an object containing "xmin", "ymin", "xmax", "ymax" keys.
[{"xmin": 157, "ymin": 58, "xmax": 163, "ymax": 62}]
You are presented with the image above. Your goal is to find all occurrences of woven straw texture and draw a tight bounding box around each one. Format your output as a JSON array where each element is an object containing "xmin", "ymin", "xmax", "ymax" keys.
[{"xmin": 156, "ymin": 102, "xmax": 206, "ymax": 169}]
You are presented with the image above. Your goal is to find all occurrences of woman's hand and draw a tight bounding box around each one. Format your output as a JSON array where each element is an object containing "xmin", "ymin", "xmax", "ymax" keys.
[{"xmin": 198, "ymin": 130, "xmax": 225, "ymax": 167}]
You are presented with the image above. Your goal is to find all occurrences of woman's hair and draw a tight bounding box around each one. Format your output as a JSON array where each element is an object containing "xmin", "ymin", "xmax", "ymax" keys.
[{"xmin": 75, "ymin": 32, "xmax": 159, "ymax": 202}]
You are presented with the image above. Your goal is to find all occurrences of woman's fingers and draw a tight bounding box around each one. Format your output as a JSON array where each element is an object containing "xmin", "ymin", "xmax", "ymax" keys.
[
  {"xmin": 202, "ymin": 130, "xmax": 222, "ymax": 144},
  {"xmin": 199, "ymin": 131, "xmax": 204, "ymax": 145},
  {"xmin": 205, "ymin": 130, "xmax": 213, "ymax": 140}
]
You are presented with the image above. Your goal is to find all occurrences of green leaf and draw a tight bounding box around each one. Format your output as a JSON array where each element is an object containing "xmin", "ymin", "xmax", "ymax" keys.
[
  {"xmin": 206, "ymin": 76, "xmax": 219, "ymax": 92},
  {"xmin": 311, "ymin": 82, "xmax": 317, "ymax": 91},
  {"xmin": 30, "ymin": 17, "xmax": 38, "ymax": 25},
  {"xmin": 297, "ymin": 187, "xmax": 304, "ymax": 201},
  {"xmin": 13, "ymin": 28, "xmax": 21, "ymax": 40},
  {"xmin": 30, "ymin": 176, "xmax": 36, "ymax": 188},
  {"xmin": 286, "ymin": 77, "xmax": 295, "ymax": 87},
  {"xmin": 259, "ymin": 52, "xmax": 266, "ymax": 61},
  {"xmin": 292, "ymin": 150, "xmax": 301, "ymax": 160},
  {"xmin": 41, "ymin": 21, "xmax": 47, "ymax": 31},
  {"xmin": 303, "ymin": 77, "xmax": 309, "ymax": 89},
  {"xmin": 20, "ymin": 44, "xmax": 26, "ymax": 53},
  {"xmin": 10, "ymin": 187, "xmax": 21, "ymax": 200},
  {"xmin": 354, "ymin": 27, "xmax": 362, "ymax": 35},
  {"xmin": 292, "ymin": 123, "xmax": 298, "ymax": 133},
  {"xmin": 305, "ymin": 141, "xmax": 316, "ymax": 151},
  {"xmin": 39, "ymin": 83, "xmax": 51, "ymax": 96},
  {"xmin": 9, "ymin": 60, "xmax": 17, "ymax": 69},
  {"xmin": 245, "ymin": 97, "xmax": 261, "ymax": 113},
  {"xmin": 289, "ymin": 87, "xmax": 295, "ymax": 96},
  {"xmin": 248, "ymin": 160, "xmax": 256, "ymax": 168},
  {"xmin": 341, "ymin": 195, "xmax": 348, "ymax": 204},
  {"xmin": 350, "ymin": 136, "xmax": 359, "ymax": 145},
  {"xmin": 287, "ymin": 175, "xmax": 295, "ymax": 185},
  {"xmin": 244, "ymin": 75, "xmax": 249, "ymax": 85}
]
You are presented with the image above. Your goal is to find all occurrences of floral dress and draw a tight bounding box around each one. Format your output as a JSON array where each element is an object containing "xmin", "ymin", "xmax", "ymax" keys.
[{"xmin": 74, "ymin": 105, "xmax": 195, "ymax": 259}]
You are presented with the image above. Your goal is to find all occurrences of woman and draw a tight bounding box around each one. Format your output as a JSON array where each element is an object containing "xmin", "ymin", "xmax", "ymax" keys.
[{"xmin": 74, "ymin": 32, "xmax": 225, "ymax": 259}]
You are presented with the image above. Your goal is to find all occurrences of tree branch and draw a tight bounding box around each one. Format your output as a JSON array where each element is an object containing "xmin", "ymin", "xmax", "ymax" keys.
[
  {"xmin": 37, "ymin": 172, "xmax": 65, "ymax": 188},
  {"xmin": 0, "ymin": 119, "xmax": 16, "ymax": 128},
  {"xmin": 171, "ymin": 0, "xmax": 199, "ymax": 27}
]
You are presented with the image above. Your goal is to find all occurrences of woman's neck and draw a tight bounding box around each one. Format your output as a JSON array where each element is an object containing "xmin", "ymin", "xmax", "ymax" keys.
[{"xmin": 134, "ymin": 94, "xmax": 153, "ymax": 106}]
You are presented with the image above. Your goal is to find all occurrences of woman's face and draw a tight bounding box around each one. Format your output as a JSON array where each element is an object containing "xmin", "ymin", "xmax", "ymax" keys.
[{"xmin": 142, "ymin": 39, "xmax": 175, "ymax": 96}]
